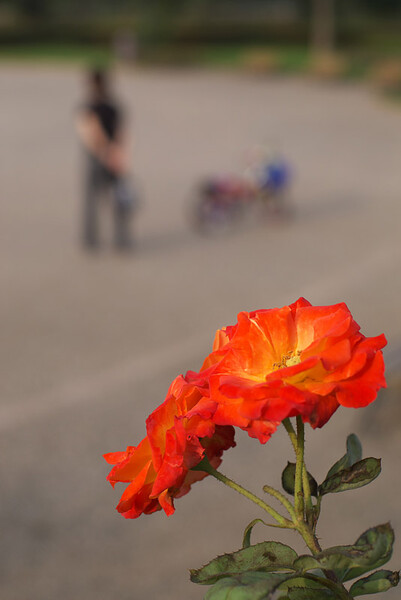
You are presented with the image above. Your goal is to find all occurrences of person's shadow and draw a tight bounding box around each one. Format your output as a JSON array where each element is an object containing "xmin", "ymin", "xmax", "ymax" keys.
[{"xmin": 138, "ymin": 228, "xmax": 200, "ymax": 258}]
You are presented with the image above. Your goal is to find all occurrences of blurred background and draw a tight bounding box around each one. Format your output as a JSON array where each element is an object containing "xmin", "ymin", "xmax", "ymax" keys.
[{"xmin": 1, "ymin": 1, "xmax": 401, "ymax": 599}]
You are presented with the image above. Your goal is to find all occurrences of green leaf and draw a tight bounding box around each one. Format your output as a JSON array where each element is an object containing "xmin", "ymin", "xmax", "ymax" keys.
[
  {"xmin": 319, "ymin": 458, "xmax": 381, "ymax": 496},
  {"xmin": 293, "ymin": 555, "xmax": 322, "ymax": 572},
  {"xmin": 312, "ymin": 547, "xmax": 371, "ymax": 581},
  {"xmin": 279, "ymin": 576, "xmax": 325, "ymax": 590},
  {"xmin": 281, "ymin": 462, "xmax": 297, "ymax": 495},
  {"xmin": 293, "ymin": 524, "xmax": 395, "ymax": 583},
  {"xmin": 349, "ymin": 569, "xmax": 400, "ymax": 596},
  {"xmin": 279, "ymin": 576, "xmax": 337, "ymax": 598},
  {"xmin": 204, "ymin": 572, "xmax": 292, "ymax": 600},
  {"xmin": 326, "ymin": 434, "xmax": 362, "ymax": 479},
  {"xmin": 242, "ymin": 519, "xmax": 269, "ymax": 549},
  {"xmin": 345, "ymin": 523, "xmax": 395, "ymax": 581},
  {"xmin": 285, "ymin": 588, "xmax": 336, "ymax": 599},
  {"xmin": 281, "ymin": 462, "xmax": 318, "ymax": 497},
  {"xmin": 190, "ymin": 542, "xmax": 298, "ymax": 585}
]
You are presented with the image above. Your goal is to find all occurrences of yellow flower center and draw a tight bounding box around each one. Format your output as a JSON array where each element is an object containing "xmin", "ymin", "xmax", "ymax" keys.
[{"xmin": 273, "ymin": 350, "xmax": 301, "ymax": 371}]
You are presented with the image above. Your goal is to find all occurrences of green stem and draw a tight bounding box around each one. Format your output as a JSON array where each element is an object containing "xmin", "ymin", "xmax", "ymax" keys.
[
  {"xmin": 298, "ymin": 523, "xmax": 352, "ymax": 596},
  {"xmin": 294, "ymin": 416, "xmax": 305, "ymax": 518},
  {"xmin": 193, "ymin": 458, "xmax": 294, "ymax": 529},
  {"xmin": 282, "ymin": 418, "xmax": 297, "ymax": 451},
  {"xmin": 283, "ymin": 418, "xmax": 314, "ymax": 522},
  {"xmin": 313, "ymin": 496, "xmax": 322, "ymax": 533},
  {"xmin": 282, "ymin": 420, "xmax": 350, "ymax": 597},
  {"xmin": 302, "ymin": 465, "xmax": 314, "ymax": 526},
  {"xmin": 297, "ymin": 521, "xmax": 322, "ymax": 555},
  {"xmin": 262, "ymin": 484, "xmax": 297, "ymax": 521}
]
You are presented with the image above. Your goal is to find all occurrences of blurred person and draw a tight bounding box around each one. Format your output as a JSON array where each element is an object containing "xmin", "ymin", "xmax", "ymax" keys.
[{"xmin": 76, "ymin": 68, "xmax": 135, "ymax": 250}]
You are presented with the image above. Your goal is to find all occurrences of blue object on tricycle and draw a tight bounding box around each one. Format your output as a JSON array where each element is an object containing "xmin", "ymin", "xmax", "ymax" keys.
[{"xmin": 261, "ymin": 161, "xmax": 290, "ymax": 191}]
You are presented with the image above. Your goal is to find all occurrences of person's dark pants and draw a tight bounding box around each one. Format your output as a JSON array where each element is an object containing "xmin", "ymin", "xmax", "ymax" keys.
[{"xmin": 83, "ymin": 157, "xmax": 132, "ymax": 249}]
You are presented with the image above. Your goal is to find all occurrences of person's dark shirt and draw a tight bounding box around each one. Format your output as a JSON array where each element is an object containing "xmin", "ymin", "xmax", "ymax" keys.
[{"xmin": 85, "ymin": 99, "xmax": 122, "ymax": 141}]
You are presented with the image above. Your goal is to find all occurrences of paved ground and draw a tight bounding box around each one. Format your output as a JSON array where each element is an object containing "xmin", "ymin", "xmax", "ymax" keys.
[{"xmin": 1, "ymin": 66, "xmax": 401, "ymax": 600}]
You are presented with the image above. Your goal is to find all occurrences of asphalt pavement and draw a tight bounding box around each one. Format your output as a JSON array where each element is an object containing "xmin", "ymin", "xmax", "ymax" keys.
[{"xmin": 1, "ymin": 65, "xmax": 401, "ymax": 600}]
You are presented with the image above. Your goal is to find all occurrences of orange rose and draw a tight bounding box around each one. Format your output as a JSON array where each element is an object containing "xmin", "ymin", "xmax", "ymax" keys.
[
  {"xmin": 104, "ymin": 376, "xmax": 235, "ymax": 518},
  {"xmin": 187, "ymin": 298, "xmax": 386, "ymax": 443}
]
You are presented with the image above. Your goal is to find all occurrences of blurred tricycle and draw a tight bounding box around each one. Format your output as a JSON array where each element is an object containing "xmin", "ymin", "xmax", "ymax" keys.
[{"xmin": 189, "ymin": 150, "xmax": 292, "ymax": 234}]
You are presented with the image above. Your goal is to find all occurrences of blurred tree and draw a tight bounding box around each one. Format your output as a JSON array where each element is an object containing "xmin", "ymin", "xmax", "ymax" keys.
[
  {"xmin": 15, "ymin": 0, "xmax": 49, "ymax": 18},
  {"xmin": 362, "ymin": 0, "xmax": 401, "ymax": 16},
  {"xmin": 310, "ymin": 0, "xmax": 336, "ymax": 51}
]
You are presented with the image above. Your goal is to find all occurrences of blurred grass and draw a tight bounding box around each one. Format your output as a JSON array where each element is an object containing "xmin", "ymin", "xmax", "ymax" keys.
[
  {"xmin": 1, "ymin": 38, "xmax": 401, "ymax": 69},
  {"xmin": 196, "ymin": 44, "xmax": 309, "ymax": 72},
  {"xmin": 0, "ymin": 43, "xmax": 113, "ymax": 65},
  {"xmin": 1, "ymin": 41, "xmax": 401, "ymax": 105}
]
